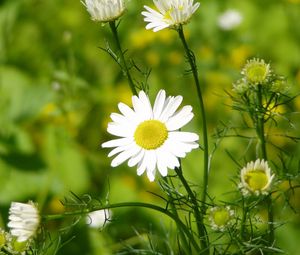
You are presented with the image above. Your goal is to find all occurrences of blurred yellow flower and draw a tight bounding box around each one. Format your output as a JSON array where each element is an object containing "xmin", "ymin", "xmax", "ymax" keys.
[{"xmin": 230, "ymin": 45, "xmax": 253, "ymax": 69}]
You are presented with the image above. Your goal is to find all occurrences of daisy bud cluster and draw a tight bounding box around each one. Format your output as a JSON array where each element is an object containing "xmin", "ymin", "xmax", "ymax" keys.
[{"xmin": 233, "ymin": 58, "xmax": 289, "ymax": 94}]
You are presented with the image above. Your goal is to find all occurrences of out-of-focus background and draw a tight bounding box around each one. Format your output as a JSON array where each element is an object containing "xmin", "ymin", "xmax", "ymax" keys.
[{"xmin": 0, "ymin": 0, "xmax": 300, "ymax": 254}]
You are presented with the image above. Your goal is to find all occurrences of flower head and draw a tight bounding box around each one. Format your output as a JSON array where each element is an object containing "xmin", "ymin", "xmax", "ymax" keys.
[
  {"xmin": 8, "ymin": 202, "xmax": 40, "ymax": 242},
  {"xmin": 6, "ymin": 236, "xmax": 31, "ymax": 255},
  {"xmin": 82, "ymin": 0, "xmax": 125, "ymax": 22},
  {"xmin": 239, "ymin": 159, "xmax": 275, "ymax": 196},
  {"xmin": 86, "ymin": 209, "xmax": 111, "ymax": 228},
  {"xmin": 142, "ymin": 0, "xmax": 200, "ymax": 32},
  {"xmin": 102, "ymin": 90, "xmax": 199, "ymax": 181},
  {"xmin": 217, "ymin": 10, "xmax": 243, "ymax": 31},
  {"xmin": 209, "ymin": 206, "xmax": 234, "ymax": 231},
  {"xmin": 241, "ymin": 58, "xmax": 272, "ymax": 85}
]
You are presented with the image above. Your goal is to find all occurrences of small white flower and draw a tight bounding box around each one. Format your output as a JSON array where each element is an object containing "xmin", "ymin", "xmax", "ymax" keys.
[
  {"xmin": 82, "ymin": 0, "xmax": 125, "ymax": 22},
  {"xmin": 142, "ymin": 0, "xmax": 200, "ymax": 32},
  {"xmin": 217, "ymin": 10, "xmax": 243, "ymax": 30},
  {"xmin": 239, "ymin": 159, "xmax": 275, "ymax": 196},
  {"xmin": 86, "ymin": 209, "xmax": 111, "ymax": 228},
  {"xmin": 102, "ymin": 90, "xmax": 199, "ymax": 181},
  {"xmin": 8, "ymin": 202, "xmax": 40, "ymax": 242},
  {"xmin": 209, "ymin": 206, "xmax": 235, "ymax": 232}
]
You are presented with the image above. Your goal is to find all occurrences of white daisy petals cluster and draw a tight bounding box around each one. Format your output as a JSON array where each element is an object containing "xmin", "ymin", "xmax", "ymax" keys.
[
  {"xmin": 82, "ymin": 0, "xmax": 125, "ymax": 22},
  {"xmin": 8, "ymin": 202, "xmax": 40, "ymax": 242},
  {"xmin": 239, "ymin": 159, "xmax": 275, "ymax": 196},
  {"xmin": 142, "ymin": 0, "xmax": 200, "ymax": 32},
  {"xmin": 217, "ymin": 9, "xmax": 243, "ymax": 31},
  {"xmin": 102, "ymin": 90, "xmax": 199, "ymax": 181}
]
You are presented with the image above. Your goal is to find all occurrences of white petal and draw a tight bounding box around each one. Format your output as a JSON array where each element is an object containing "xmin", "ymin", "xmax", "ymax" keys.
[
  {"xmin": 156, "ymin": 149, "xmax": 168, "ymax": 177},
  {"xmin": 108, "ymin": 143, "xmax": 135, "ymax": 157},
  {"xmin": 153, "ymin": 90, "xmax": 166, "ymax": 119},
  {"xmin": 107, "ymin": 123, "xmax": 134, "ymax": 137},
  {"xmin": 102, "ymin": 137, "xmax": 133, "ymax": 148},
  {"xmin": 132, "ymin": 91, "xmax": 152, "ymax": 121},
  {"xmin": 111, "ymin": 145, "xmax": 140, "ymax": 167},
  {"xmin": 166, "ymin": 106, "xmax": 194, "ymax": 130},
  {"xmin": 159, "ymin": 96, "xmax": 183, "ymax": 121},
  {"xmin": 128, "ymin": 149, "xmax": 145, "ymax": 167},
  {"xmin": 118, "ymin": 102, "xmax": 136, "ymax": 120},
  {"xmin": 168, "ymin": 131, "xmax": 199, "ymax": 142}
]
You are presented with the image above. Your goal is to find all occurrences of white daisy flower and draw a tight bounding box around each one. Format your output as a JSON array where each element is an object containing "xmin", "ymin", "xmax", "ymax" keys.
[
  {"xmin": 239, "ymin": 159, "xmax": 275, "ymax": 196},
  {"xmin": 82, "ymin": 0, "xmax": 125, "ymax": 22},
  {"xmin": 217, "ymin": 9, "xmax": 243, "ymax": 31},
  {"xmin": 86, "ymin": 209, "xmax": 111, "ymax": 229},
  {"xmin": 8, "ymin": 202, "xmax": 40, "ymax": 242},
  {"xmin": 102, "ymin": 90, "xmax": 199, "ymax": 181},
  {"xmin": 142, "ymin": 0, "xmax": 200, "ymax": 32}
]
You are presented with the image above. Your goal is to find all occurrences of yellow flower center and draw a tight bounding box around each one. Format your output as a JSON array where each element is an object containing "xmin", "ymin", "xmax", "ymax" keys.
[
  {"xmin": 134, "ymin": 120, "xmax": 168, "ymax": 150},
  {"xmin": 244, "ymin": 170, "xmax": 268, "ymax": 191},
  {"xmin": 11, "ymin": 239, "xmax": 27, "ymax": 252},
  {"xmin": 212, "ymin": 209, "xmax": 231, "ymax": 227},
  {"xmin": 245, "ymin": 63, "xmax": 269, "ymax": 84}
]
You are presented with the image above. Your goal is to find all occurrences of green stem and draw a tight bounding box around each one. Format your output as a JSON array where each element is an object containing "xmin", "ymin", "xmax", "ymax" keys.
[
  {"xmin": 109, "ymin": 21, "xmax": 137, "ymax": 95},
  {"xmin": 255, "ymin": 85, "xmax": 274, "ymax": 246},
  {"xmin": 164, "ymin": 177, "xmax": 191, "ymax": 253},
  {"xmin": 175, "ymin": 167, "xmax": 208, "ymax": 254},
  {"xmin": 177, "ymin": 25, "xmax": 209, "ymax": 209},
  {"xmin": 240, "ymin": 198, "xmax": 248, "ymax": 240},
  {"xmin": 43, "ymin": 201, "xmax": 200, "ymax": 251},
  {"xmin": 177, "ymin": 25, "xmax": 209, "ymax": 253}
]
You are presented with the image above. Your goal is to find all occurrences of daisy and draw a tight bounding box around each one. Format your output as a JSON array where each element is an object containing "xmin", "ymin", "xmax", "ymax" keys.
[
  {"xmin": 239, "ymin": 159, "xmax": 275, "ymax": 196},
  {"xmin": 82, "ymin": 0, "xmax": 125, "ymax": 22},
  {"xmin": 102, "ymin": 90, "xmax": 199, "ymax": 181},
  {"xmin": 209, "ymin": 206, "xmax": 235, "ymax": 232},
  {"xmin": 142, "ymin": 0, "xmax": 200, "ymax": 32},
  {"xmin": 8, "ymin": 202, "xmax": 40, "ymax": 242},
  {"xmin": 241, "ymin": 58, "xmax": 272, "ymax": 86}
]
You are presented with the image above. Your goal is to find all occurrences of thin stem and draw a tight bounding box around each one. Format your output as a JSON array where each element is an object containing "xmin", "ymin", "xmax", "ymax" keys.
[
  {"xmin": 177, "ymin": 25, "xmax": 209, "ymax": 253},
  {"xmin": 164, "ymin": 177, "xmax": 191, "ymax": 253},
  {"xmin": 175, "ymin": 167, "xmax": 209, "ymax": 254},
  {"xmin": 240, "ymin": 197, "xmax": 248, "ymax": 240},
  {"xmin": 177, "ymin": 25, "xmax": 209, "ymax": 210},
  {"xmin": 43, "ymin": 201, "xmax": 200, "ymax": 251},
  {"xmin": 255, "ymin": 85, "xmax": 274, "ymax": 246},
  {"xmin": 109, "ymin": 21, "xmax": 137, "ymax": 95}
]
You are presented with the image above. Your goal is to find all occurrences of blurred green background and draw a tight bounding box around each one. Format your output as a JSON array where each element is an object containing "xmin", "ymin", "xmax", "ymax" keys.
[{"xmin": 0, "ymin": 0, "xmax": 300, "ymax": 254}]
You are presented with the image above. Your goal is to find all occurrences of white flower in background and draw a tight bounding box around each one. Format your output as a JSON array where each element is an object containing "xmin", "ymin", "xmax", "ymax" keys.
[
  {"xmin": 209, "ymin": 206, "xmax": 235, "ymax": 231},
  {"xmin": 86, "ymin": 209, "xmax": 112, "ymax": 228},
  {"xmin": 239, "ymin": 159, "xmax": 275, "ymax": 196},
  {"xmin": 142, "ymin": 0, "xmax": 200, "ymax": 32},
  {"xmin": 8, "ymin": 202, "xmax": 40, "ymax": 242},
  {"xmin": 218, "ymin": 9, "xmax": 243, "ymax": 30},
  {"xmin": 102, "ymin": 90, "xmax": 199, "ymax": 181},
  {"xmin": 82, "ymin": 0, "xmax": 125, "ymax": 22}
]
